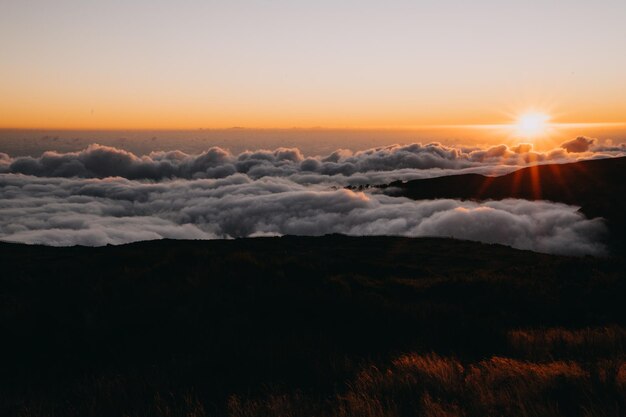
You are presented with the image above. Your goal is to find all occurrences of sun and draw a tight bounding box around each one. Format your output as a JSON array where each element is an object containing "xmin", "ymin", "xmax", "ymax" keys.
[{"xmin": 514, "ymin": 112, "xmax": 551, "ymax": 138}]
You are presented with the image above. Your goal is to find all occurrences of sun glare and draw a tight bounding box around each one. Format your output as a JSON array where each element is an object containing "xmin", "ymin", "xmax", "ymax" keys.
[{"xmin": 515, "ymin": 112, "xmax": 551, "ymax": 138}]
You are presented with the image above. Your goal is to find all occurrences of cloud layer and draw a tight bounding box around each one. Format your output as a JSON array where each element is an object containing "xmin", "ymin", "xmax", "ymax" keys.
[
  {"xmin": 0, "ymin": 140, "xmax": 618, "ymax": 253},
  {"xmin": 1, "ymin": 140, "xmax": 623, "ymax": 185},
  {"xmin": 0, "ymin": 173, "xmax": 607, "ymax": 255}
]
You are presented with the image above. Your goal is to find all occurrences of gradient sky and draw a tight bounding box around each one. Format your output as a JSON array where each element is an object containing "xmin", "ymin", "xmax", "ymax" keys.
[{"xmin": 2, "ymin": 0, "xmax": 626, "ymax": 129}]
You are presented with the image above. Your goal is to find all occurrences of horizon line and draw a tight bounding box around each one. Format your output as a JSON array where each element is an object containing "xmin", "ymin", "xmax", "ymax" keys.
[{"xmin": 1, "ymin": 122, "xmax": 625, "ymax": 132}]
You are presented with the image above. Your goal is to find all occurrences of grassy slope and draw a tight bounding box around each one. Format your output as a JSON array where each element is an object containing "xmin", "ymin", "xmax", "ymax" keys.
[{"xmin": 1, "ymin": 235, "xmax": 625, "ymax": 416}]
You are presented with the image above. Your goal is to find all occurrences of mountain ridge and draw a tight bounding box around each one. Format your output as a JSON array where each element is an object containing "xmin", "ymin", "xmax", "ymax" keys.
[{"xmin": 371, "ymin": 156, "xmax": 626, "ymax": 253}]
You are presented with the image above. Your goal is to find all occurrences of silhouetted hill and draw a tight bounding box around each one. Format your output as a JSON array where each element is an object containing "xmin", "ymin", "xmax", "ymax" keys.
[
  {"xmin": 377, "ymin": 156, "xmax": 626, "ymax": 253},
  {"xmin": 0, "ymin": 235, "xmax": 624, "ymax": 416}
]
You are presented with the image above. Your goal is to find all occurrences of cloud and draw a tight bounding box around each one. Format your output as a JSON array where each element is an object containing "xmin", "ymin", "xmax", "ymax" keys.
[
  {"xmin": 561, "ymin": 136, "xmax": 596, "ymax": 153},
  {"xmin": 0, "ymin": 173, "xmax": 607, "ymax": 256},
  {"xmin": 510, "ymin": 143, "xmax": 533, "ymax": 154},
  {"xmin": 592, "ymin": 143, "xmax": 626, "ymax": 153},
  {"xmin": 1, "ymin": 141, "xmax": 623, "ymax": 184},
  {"xmin": 0, "ymin": 140, "xmax": 619, "ymax": 254}
]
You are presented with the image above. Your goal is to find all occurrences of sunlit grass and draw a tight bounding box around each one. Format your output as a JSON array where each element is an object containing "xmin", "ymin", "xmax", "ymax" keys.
[{"xmin": 224, "ymin": 352, "xmax": 624, "ymax": 417}]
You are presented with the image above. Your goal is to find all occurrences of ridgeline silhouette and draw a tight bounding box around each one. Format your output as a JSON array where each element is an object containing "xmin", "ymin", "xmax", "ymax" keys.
[{"xmin": 376, "ymin": 156, "xmax": 626, "ymax": 253}]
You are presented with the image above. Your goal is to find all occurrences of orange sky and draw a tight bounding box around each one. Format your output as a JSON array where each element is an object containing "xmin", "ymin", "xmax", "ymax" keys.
[{"xmin": 1, "ymin": 1, "xmax": 626, "ymax": 131}]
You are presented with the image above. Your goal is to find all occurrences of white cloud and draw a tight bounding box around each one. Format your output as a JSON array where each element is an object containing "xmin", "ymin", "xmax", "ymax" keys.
[
  {"xmin": 0, "ymin": 140, "xmax": 618, "ymax": 254},
  {"xmin": 0, "ymin": 173, "xmax": 607, "ymax": 255}
]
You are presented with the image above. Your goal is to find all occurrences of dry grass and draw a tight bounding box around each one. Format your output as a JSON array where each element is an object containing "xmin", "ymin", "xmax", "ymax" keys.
[
  {"xmin": 16, "ymin": 390, "xmax": 208, "ymax": 417},
  {"xmin": 508, "ymin": 326, "xmax": 626, "ymax": 360},
  {"xmin": 225, "ymin": 351, "xmax": 625, "ymax": 417},
  {"xmin": 12, "ymin": 337, "xmax": 626, "ymax": 417},
  {"xmin": 227, "ymin": 394, "xmax": 301, "ymax": 417}
]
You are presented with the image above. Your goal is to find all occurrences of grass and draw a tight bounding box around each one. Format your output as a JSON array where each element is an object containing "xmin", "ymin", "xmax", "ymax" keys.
[
  {"xmin": 226, "ymin": 332, "xmax": 625, "ymax": 417},
  {"xmin": 508, "ymin": 326, "xmax": 626, "ymax": 360}
]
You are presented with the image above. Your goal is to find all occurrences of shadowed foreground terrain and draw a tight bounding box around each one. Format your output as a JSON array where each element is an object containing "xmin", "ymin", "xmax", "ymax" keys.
[{"xmin": 1, "ymin": 235, "xmax": 625, "ymax": 416}]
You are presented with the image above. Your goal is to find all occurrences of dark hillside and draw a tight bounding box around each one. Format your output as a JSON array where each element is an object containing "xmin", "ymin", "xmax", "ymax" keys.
[{"xmin": 0, "ymin": 235, "xmax": 624, "ymax": 416}]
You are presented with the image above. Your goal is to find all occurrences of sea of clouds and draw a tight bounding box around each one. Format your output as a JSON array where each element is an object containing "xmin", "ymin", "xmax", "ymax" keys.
[
  {"xmin": 0, "ymin": 137, "xmax": 622, "ymax": 254},
  {"xmin": 1, "ymin": 136, "xmax": 624, "ymax": 185}
]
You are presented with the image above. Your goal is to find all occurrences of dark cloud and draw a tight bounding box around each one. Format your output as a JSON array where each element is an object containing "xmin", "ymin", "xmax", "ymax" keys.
[
  {"xmin": 0, "ymin": 174, "xmax": 607, "ymax": 255},
  {"xmin": 561, "ymin": 136, "xmax": 596, "ymax": 153},
  {"xmin": 1, "ymin": 141, "xmax": 623, "ymax": 183}
]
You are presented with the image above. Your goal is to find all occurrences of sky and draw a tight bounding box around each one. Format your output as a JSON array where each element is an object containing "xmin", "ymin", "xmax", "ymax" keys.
[{"xmin": 2, "ymin": 0, "xmax": 626, "ymax": 131}]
